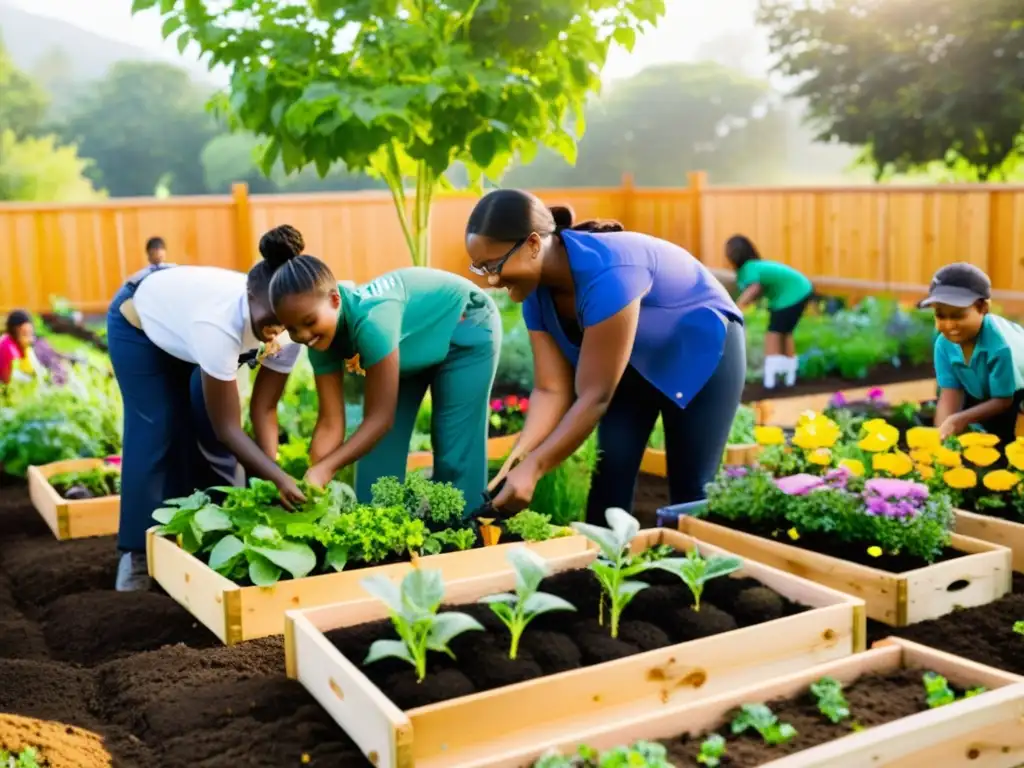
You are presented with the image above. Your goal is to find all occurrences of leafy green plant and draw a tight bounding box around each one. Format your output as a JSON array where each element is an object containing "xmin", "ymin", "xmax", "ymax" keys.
[
  {"xmin": 810, "ymin": 676, "xmax": 850, "ymax": 723},
  {"xmin": 922, "ymin": 672, "xmax": 986, "ymax": 709},
  {"xmin": 696, "ymin": 733, "xmax": 726, "ymax": 767},
  {"xmin": 654, "ymin": 547, "xmax": 742, "ymax": 611},
  {"xmin": 727, "ymin": 405, "xmax": 756, "ymax": 446},
  {"xmin": 1, "ymin": 747, "xmax": 41, "ymax": 768},
  {"xmin": 480, "ymin": 548, "xmax": 575, "ymax": 659},
  {"xmin": 206, "ymin": 522, "xmax": 318, "ymax": 586},
  {"xmin": 1015, "ymin": 620, "xmax": 1024, "ymax": 635},
  {"xmin": 730, "ymin": 703, "xmax": 797, "ymax": 745},
  {"xmin": 49, "ymin": 465, "xmax": 120, "ymax": 498},
  {"xmin": 505, "ymin": 510, "xmax": 572, "ymax": 542},
  {"xmin": 372, "ymin": 472, "xmax": 466, "ymax": 530},
  {"xmin": 533, "ymin": 740, "xmax": 672, "ymax": 768},
  {"xmin": 362, "ymin": 569, "xmax": 482, "ymax": 682},
  {"xmin": 533, "ymin": 433, "xmax": 599, "ymax": 526},
  {"xmin": 422, "ymin": 527, "xmax": 477, "ymax": 555}
]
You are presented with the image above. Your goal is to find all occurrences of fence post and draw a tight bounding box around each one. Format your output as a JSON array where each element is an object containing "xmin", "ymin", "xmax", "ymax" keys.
[
  {"xmin": 687, "ymin": 170, "xmax": 706, "ymax": 260},
  {"xmin": 620, "ymin": 172, "xmax": 635, "ymax": 230},
  {"xmin": 232, "ymin": 182, "xmax": 253, "ymax": 271}
]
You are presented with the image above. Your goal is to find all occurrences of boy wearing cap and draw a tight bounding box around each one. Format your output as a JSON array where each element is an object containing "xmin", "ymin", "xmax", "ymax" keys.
[{"xmin": 921, "ymin": 263, "xmax": 1024, "ymax": 442}]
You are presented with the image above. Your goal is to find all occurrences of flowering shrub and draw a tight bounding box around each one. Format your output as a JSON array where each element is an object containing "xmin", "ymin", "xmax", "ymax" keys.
[
  {"xmin": 915, "ymin": 432, "xmax": 1024, "ymax": 520},
  {"xmin": 704, "ymin": 464, "xmax": 953, "ymax": 563},
  {"xmin": 490, "ymin": 394, "xmax": 528, "ymax": 436}
]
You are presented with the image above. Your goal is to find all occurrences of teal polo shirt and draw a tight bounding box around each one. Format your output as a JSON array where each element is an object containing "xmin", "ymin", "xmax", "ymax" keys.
[
  {"xmin": 934, "ymin": 314, "xmax": 1024, "ymax": 400},
  {"xmin": 736, "ymin": 259, "xmax": 812, "ymax": 311}
]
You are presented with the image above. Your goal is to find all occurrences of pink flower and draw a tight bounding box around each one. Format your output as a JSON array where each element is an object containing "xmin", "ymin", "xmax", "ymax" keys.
[
  {"xmin": 504, "ymin": 394, "xmax": 520, "ymax": 407},
  {"xmin": 867, "ymin": 388, "xmax": 885, "ymax": 401},
  {"xmin": 829, "ymin": 392, "xmax": 848, "ymax": 407},
  {"xmin": 864, "ymin": 477, "xmax": 928, "ymax": 501},
  {"xmin": 104, "ymin": 455, "xmax": 122, "ymax": 466},
  {"xmin": 775, "ymin": 474, "xmax": 826, "ymax": 496},
  {"xmin": 519, "ymin": 397, "xmax": 529, "ymax": 413},
  {"xmin": 490, "ymin": 399, "xmax": 503, "ymax": 411}
]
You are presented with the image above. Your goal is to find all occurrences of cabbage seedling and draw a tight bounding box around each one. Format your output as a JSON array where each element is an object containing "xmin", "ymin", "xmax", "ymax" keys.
[
  {"xmin": 810, "ymin": 676, "xmax": 850, "ymax": 723},
  {"xmin": 651, "ymin": 547, "xmax": 743, "ymax": 611},
  {"xmin": 362, "ymin": 568, "xmax": 483, "ymax": 682},
  {"xmin": 730, "ymin": 703, "xmax": 796, "ymax": 745},
  {"xmin": 480, "ymin": 547, "xmax": 575, "ymax": 659}
]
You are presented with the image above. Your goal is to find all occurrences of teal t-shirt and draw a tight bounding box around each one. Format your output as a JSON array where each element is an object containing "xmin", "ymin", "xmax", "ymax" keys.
[
  {"xmin": 934, "ymin": 314, "xmax": 1024, "ymax": 400},
  {"xmin": 736, "ymin": 259, "xmax": 813, "ymax": 311},
  {"xmin": 308, "ymin": 268, "xmax": 485, "ymax": 376}
]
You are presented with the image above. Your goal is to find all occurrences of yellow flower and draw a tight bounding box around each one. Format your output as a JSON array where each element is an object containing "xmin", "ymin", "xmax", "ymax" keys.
[
  {"xmin": 754, "ymin": 426, "xmax": 785, "ymax": 446},
  {"xmin": 858, "ymin": 426, "xmax": 899, "ymax": 453},
  {"xmin": 838, "ymin": 458, "xmax": 865, "ymax": 477},
  {"xmin": 958, "ymin": 432, "xmax": 1001, "ymax": 448},
  {"xmin": 933, "ymin": 447, "xmax": 962, "ymax": 468},
  {"xmin": 872, "ymin": 452, "xmax": 913, "ymax": 477},
  {"xmin": 983, "ymin": 470, "xmax": 1021, "ymax": 492},
  {"xmin": 909, "ymin": 448, "xmax": 934, "ymax": 464},
  {"xmin": 867, "ymin": 546, "xmax": 883, "ymax": 558},
  {"xmin": 862, "ymin": 418, "xmax": 891, "ymax": 434},
  {"xmin": 796, "ymin": 410, "xmax": 820, "ymax": 427},
  {"xmin": 792, "ymin": 415, "xmax": 841, "ymax": 450},
  {"xmin": 787, "ymin": 527, "xmax": 800, "ymax": 541},
  {"xmin": 943, "ymin": 466, "xmax": 978, "ymax": 490},
  {"xmin": 807, "ymin": 448, "xmax": 832, "ymax": 466},
  {"xmin": 916, "ymin": 464, "xmax": 935, "ymax": 480},
  {"xmin": 906, "ymin": 427, "xmax": 941, "ymax": 450},
  {"xmin": 1006, "ymin": 439, "xmax": 1024, "ymax": 471},
  {"xmin": 963, "ymin": 445, "xmax": 1001, "ymax": 468}
]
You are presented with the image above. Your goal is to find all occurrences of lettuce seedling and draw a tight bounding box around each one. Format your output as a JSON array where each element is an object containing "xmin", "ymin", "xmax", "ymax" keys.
[
  {"xmin": 922, "ymin": 672, "xmax": 986, "ymax": 708},
  {"xmin": 533, "ymin": 740, "xmax": 671, "ymax": 768},
  {"xmin": 422, "ymin": 527, "xmax": 477, "ymax": 555},
  {"xmin": 810, "ymin": 676, "xmax": 850, "ymax": 723},
  {"xmin": 1014, "ymin": 620, "xmax": 1024, "ymax": 636},
  {"xmin": 696, "ymin": 733, "xmax": 726, "ymax": 766},
  {"xmin": 730, "ymin": 703, "xmax": 797, "ymax": 745},
  {"xmin": 362, "ymin": 568, "xmax": 483, "ymax": 682},
  {"xmin": 651, "ymin": 547, "xmax": 742, "ymax": 611},
  {"xmin": 571, "ymin": 508, "xmax": 654, "ymax": 638},
  {"xmin": 505, "ymin": 510, "xmax": 571, "ymax": 542},
  {"xmin": 480, "ymin": 548, "xmax": 575, "ymax": 659},
  {"xmin": 0, "ymin": 747, "xmax": 41, "ymax": 768}
]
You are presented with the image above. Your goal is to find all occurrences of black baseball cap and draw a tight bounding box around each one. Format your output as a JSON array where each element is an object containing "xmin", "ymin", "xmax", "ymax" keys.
[{"xmin": 918, "ymin": 262, "xmax": 991, "ymax": 308}]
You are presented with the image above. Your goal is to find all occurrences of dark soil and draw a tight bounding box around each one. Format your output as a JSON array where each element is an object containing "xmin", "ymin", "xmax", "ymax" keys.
[
  {"xmin": 742, "ymin": 362, "xmax": 935, "ymax": 403},
  {"xmin": 325, "ymin": 567, "xmax": 808, "ymax": 712},
  {"xmin": 662, "ymin": 668, "xmax": 941, "ymax": 766}
]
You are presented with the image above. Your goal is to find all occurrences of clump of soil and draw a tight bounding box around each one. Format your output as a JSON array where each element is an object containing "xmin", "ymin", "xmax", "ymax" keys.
[
  {"xmin": 732, "ymin": 586, "xmax": 786, "ymax": 626},
  {"xmin": 661, "ymin": 668, "xmax": 942, "ymax": 766},
  {"xmin": 3, "ymin": 536, "xmax": 118, "ymax": 609},
  {"xmin": 0, "ymin": 612, "xmax": 50, "ymax": 660},
  {"xmin": 0, "ymin": 659, "xmax": 97, "ymax": 724},
  {"xmin": 325, "ymin": 566, "xmax": 809, "ymax": 711}
]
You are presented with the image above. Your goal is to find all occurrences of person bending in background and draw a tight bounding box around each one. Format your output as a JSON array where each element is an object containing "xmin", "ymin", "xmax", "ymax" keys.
[
  {"xmin": 145, "ymin": 236, "xmax": 168, "ymax": 267},
  {"xmin": 465, "ymin": 190, "xmax": 745, "ymax": 524},
  {"xmin": 266, "ymin": 235, "xmax": 501, "ymax": 507},
  {"xmin": 726, "ymin": 235, "xmax": 813, "ymax": 390},
  {"xmin": 922, "ymin": 263, "xmax": 1024, "ymax": 443}
]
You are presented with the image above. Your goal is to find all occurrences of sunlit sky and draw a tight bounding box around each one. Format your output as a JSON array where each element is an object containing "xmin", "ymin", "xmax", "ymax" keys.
[{"xmin": 3, "ymin": 0, "xmax": 763, "ymax": 83}]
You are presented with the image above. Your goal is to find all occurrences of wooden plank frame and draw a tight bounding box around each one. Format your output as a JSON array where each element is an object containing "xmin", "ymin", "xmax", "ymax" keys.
[
  {"xmin": 463, "ymin": 638, "xmax": 1024, "ymax": 768},
  {"xmin": 640, "ymin": 443, "xmax": 761, "ymax": 478},
  {"xmin": 954, "ymin": 508, "xmax": 1024, "ymax": 574},
  {"xmin": 753, "ymin": 378, "xmax": 937, "ymax": 428},
  {"xmin": 147, "ymin": 527, "xmax": 592, "ymax": 646},
  {"xmin": 286, "ymin": 528, "xmax": 866, "ymax": 768},
  {"xmin": 26, "ymin": 458, "xmax": 120, "ymax": 540},
  {"xmin": 408, "ymin": 433, "xmax": 519, "ymax": 472},
  {"xmin": 674, "ymin": 514, "xmax": 1012, "ymax": 626}
]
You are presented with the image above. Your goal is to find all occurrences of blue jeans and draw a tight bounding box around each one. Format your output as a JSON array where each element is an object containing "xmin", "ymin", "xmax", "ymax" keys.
[
  {"xmin": 586, "ymin": 318, "xmax": 747, "ymax": 524},
  {"xmin": 107, "ymin": 285, "xmax": 240, "ymax": 552}
]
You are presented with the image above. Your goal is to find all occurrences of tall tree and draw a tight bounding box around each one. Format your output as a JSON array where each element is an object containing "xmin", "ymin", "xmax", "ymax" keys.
[
  {"xmin": 0, "ymin": 131, "xmax": 104, "ymax": 202},
  {"xmin": 60, "ymin": 61, "xmax": 217, "ymax": 196},
  {"xmin": 138, "ymin": 0, "xmax": 666, "ymax": 265},
  {"xmin": 758, "ymin": 0, "xmax": 1024, "ymax": 180},
  {"xmin": 0, "ymin": 38, "xmax": 48, "ymax": 138}
]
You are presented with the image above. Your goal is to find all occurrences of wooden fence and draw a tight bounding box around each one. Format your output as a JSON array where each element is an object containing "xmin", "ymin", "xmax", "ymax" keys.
[{"xmin": 3, "ymin": 172, "xmax": 1024, "ymax": 313}]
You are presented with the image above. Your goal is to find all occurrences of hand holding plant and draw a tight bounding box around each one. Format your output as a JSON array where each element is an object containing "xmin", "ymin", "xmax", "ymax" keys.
[
  {"xmin": 362, "ymin": 569, "xmax": 483, "ymax": 682},
  {"xmin": 480, "ymin": 548, "xmax": 575, "ymax": 659}
]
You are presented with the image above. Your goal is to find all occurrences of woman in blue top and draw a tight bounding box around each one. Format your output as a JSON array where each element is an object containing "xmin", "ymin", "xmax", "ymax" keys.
[{"xmin": 465, "ymin": 190, "xmax": 746, "ymax": 523}]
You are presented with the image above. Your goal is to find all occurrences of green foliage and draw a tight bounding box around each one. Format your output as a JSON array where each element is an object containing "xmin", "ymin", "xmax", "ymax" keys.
[
  {"xmin": 730, "ymin": 703, "xmax": 797, "ymax": 745},
  {"xmin": 533, "ymin": 741, "xmax": 672, "ymax": 768},
  {"xmin": 810, "ymin": 676, "xmax": 850, "ymax": 724},
  {"xmin": 728, "ymin": 405, "xmax": 756, "ymax": 446},
  {"xmin": 481, "ymin": 547, "xmax": 575, "ymax": 659},
  {"xmin": 504, "ymin": 510, "xmax": 571, "ymax": 542},
  {"xmin": 652, "ymin": 547, "xmax": 742, "ymax": 611},
  {"xmin": 758, "ymin": 0, "xmax": 1024, "ymax": 180},
  {"xmin": 1, "ymin": 746, "xmax": 41, "ymax": 768},
  {"xmin": 533, "ymin": 433, "xmax": 598, "ymax": 526},
  {"xmin": 363, "ymin": 568, "xmax": 483, "ymax": 682},
  {"xmin": 0, "ymin": 40, "xmax": 47, "ymax": 139},
  {"xmin": 696, "ymin": 734, "xmax": 726, "ymax": 767},
  {"xmin": 142, "ymin": 0, "xmax": 666, "ymax": 264},
  {"xmin": 372, "ymin": 471, "xmax": 466, "ymax": 530},
  {"xmin": 422, "ymin": 527, "xmax": 477, "ymax": 555},
  {"xmin": 922, "ymin": 671, "xmax": 986, "ymax": 709},
  {"xmin": 0, "ymin": 130, "xmax": 104, "ymax": 202},
  {"xmin": 49, "ymin": 466, "xmax": 120, "ymax": 498},
  {"xmin": 1015, "ymin": 620, "xmax": 1024, "ymax": 636}
]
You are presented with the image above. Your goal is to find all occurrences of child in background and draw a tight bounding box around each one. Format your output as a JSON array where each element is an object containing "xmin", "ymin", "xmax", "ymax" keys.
[
  {"xmin": 726, "ymin": 235, "xmax": 813, "ymax": 389},
  {"xmin": 0, "ymin": 311, "xmax": 40, "ymax": 385},
  {"xmin": 921, "ymin": 263, "xmax": 1024, "ymax": 442},
  {"xmin": 145, "ymin": 236, "xmax": 168, "ymax": 267}
]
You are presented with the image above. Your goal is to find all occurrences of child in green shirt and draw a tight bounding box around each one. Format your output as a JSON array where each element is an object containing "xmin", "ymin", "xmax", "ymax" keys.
[
  {"xmin": 726, "ymin": 235, "xmax": 814, "ymax": 389},
  {"xmin": 264, "ymin": 240, "xmax": 501, "ymax": 508}
]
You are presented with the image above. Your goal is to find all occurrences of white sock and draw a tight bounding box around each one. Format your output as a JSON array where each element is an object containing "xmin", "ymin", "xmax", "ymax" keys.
[
  {"xmin": 763, "ymin": 355, "xmax": 786, "ymax": 389},
  {"xmin": 783, "ymin": 356, "xmax": 798, "ymax": 386}
]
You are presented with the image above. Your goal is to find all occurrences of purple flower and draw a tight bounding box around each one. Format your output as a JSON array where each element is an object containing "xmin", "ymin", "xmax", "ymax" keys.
[
  {"xmin": 865, "ymin": 477, "xmax": 928, "ymax": 502},
  {"xmin": 824, "ymin": 466, "xmax": 851, "ymax": 489},
  {"xmin": 829, "ymin": 392, "xmax": 848, "ymax": 408},
  {"xmin": 724, "ymin": 465, "xmax": 749, "ymax": 479},
  {"xmin": 867, "ymin": 387, "xmax": 885, "ymax": 401},
  {"xmin": 775, "ymin": 474, "xmax": 825, "ymax": 496}
]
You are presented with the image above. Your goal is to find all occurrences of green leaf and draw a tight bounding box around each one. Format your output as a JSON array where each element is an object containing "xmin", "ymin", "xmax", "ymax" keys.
[
  {"xmin": 194, "ymin": 505, "xmax": 233, "ymax": 533},
  {"xmin": 365, "ymin": 638, "xmax": 414, "ymax": 666},
  {"xmin": 426, "ymin": 612, "xmax": 483, "ymax": 651},
  {"xmin": 248, "ymin": 541, "xmax": 317, "ymax": 579},
  {"xmin": 248, "ymin": 554, "xmax": 283, "ymax": 587},
  {"xmin": 469, "ymin": 131, "xmax": 499, "ymax": 168},
  {"xmin": 161, "ymin": 16, "xmax": 183, "ymax": 38},
  {"xmin": 402, "ymin": 568, "xmax": 445, "ymax": 616},
  {"xmin": 506, "ymin": 547, "xmax": 548, "ymax": 594},
  {"xmin": 325, "ymin": 544, "xmax": 349, "ymax": 572},
  {"xmin": 361, "ymin": 574, "xmax": 404, "ymax": 613},
  {"xmin": 208, "ymin": 534, "xmax": 245, "ymax": 571},
  {"xmin": 259, "ymin": 138, "xmax": 281, "ymax": 177},
  {"xmin": 131, "ymin": 0, "xmax": 159, "ymax": 11},
  {"xmin": 152, "ymin": 507, "xmax": 178, "ymax": 525},
  {"xmin": 479, "ymin": 592, "xmax": 517, "ymax": 605},
  {"xmin": 613, "ymin": 26, "xmax": 637, "ymax": 51},
  {"xmin": 522, "ymin": 592, "xmax": 576, "ymax": 616},
  {"xmin": 570, "ymin": 522, "xmax": 623, "ymax": 562}
]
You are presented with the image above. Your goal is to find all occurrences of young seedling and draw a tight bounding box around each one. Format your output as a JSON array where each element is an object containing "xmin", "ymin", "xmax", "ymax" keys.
[
  {"xmin": 533, "ymin": 740, "xmax": 672, "ymax": 768},
  {"xmin": 571, "ymin": 508, "xmax": 654, "ymax": 638},
  {"xmin": 810, "ymin": 676, "xmax": 850, "ymax": 723},
  {"xmin": 922, "ymin": 672, "xmax": 986, "ymax": 708},
  {"xmin": 480, "ymin": 547, "xmax": 576, "ymax": 659},
  {"xmin": 696, "ymin": 733, "xmax": 726, "ymax": 766},
  {"xmin": 1014, "ymin": 620, "xmax": 1024, "ymax": 636},
  {"xmin": 362, "ymin": 568, "xmax": 483, "ymax": 682},
  {"xmin": 730, "ymin": 703, "xmax": 797, "ymax": 745},
  {"xmin": 651, "ymin": 546, "xmax": 742, "ymax": 611}
]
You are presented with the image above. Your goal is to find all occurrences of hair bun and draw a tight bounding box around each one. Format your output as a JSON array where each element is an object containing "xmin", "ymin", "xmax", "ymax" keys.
[
  {"xmin": 548, "ymin": 205, "xmax": 575, "ymax": 230},
  {"xmin": 259, "ymin": 225, "xmax": 305, "ymax": 269}
]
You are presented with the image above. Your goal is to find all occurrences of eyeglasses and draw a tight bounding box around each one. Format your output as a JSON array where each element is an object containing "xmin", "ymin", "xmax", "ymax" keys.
[{"xmin": 469, "ymin": 238, "xmax": 527, "ymax": 277}]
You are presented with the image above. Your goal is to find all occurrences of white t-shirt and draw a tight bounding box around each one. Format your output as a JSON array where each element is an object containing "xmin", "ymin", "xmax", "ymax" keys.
[{"xmin": 132, "ymin": 266, "xmax": 301, "ymax": 381}]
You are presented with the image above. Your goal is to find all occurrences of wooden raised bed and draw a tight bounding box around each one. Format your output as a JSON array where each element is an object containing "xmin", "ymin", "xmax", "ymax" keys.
[
  {"xmin": 285, "ymin": 528, "xmax": 866, "ymax": 768},
  {"xmin": 475, "ymin": 638, "xmax": 1024, "ymax": 768},
  {"xmin": 27, "ymin": 458, "xmax": 119, "ymax": 540},
  {"xmin": 753, "ymin": 377, "xmax": 937, "ymax": 428},
  {"xmin": 640, "ymin": 443, "xmax": 761, "ymax": 478},
  {"xmin": 666, "ymin": 503, "xmax": 1011, "ymax": 625},
  {"xmin": 954, "ymin": 508, "xmax": 1024, "ymax": 574},
  {"xmin": 147, "ymin": 527, "xmax": 590, "ymax": 646},
  {"xmin": 407, "ymin": 433, "xmax": 519, "ymax": 472}
]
